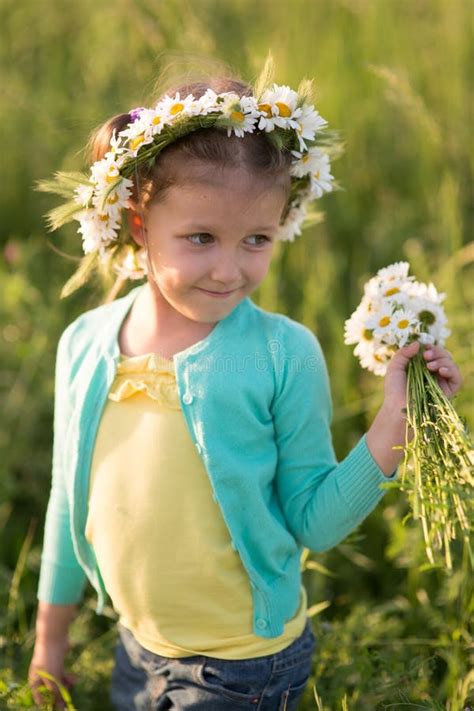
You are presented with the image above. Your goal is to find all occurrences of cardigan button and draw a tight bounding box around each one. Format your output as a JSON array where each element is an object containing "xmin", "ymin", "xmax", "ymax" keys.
[
  {"xmin": 182, "ymin": 392, "xmax": 194, "ymax": 404},
  {"xmin": 256, "ymin": 618, "xmax": 268, "ymax": 630}
]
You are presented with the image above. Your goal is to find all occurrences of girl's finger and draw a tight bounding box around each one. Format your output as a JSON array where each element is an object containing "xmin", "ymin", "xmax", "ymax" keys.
[
  {"xmin": 426, "ymin": 357, "xmax": 454, "ymax": 371},
  {"xmin": 423, "ymin": 346, "xmax": 452, "ymax": 361},
  {"xmin": 35, "ymin": 676, "xmax": 64, "ymax": 701}
]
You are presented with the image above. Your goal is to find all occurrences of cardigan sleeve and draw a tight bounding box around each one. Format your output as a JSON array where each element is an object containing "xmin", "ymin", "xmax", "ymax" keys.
[
  {"xmin": 272, "ymin": 320, "xmax": 398, "ymax": 552},
  {"xmin": 37, "ymin": 326, "xmax": 88, "ymax": 605}
]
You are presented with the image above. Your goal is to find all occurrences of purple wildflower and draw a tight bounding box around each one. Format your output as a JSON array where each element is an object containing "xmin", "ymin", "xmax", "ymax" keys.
[{"xmin": 128, "ymin": 107, "xmax": 146, "ymax": 123}]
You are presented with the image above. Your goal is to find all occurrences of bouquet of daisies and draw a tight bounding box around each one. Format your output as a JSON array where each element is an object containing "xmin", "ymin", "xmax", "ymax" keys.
[{"xmin": 344, "ymin": 261, "xmax": 473, "ymax": 570}]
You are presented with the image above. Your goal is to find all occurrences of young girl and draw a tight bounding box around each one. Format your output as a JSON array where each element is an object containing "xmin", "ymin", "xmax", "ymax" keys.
[{"xmin": 28, "ymin": 68, "xmax": 462, "ymax": 711}]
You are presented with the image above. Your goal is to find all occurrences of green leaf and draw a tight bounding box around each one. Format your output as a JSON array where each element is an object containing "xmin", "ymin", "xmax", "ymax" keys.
[
  {"xmin": 304, "ymin": 559, "xmax": 338, "ymax": 578},
  {"xmin": 34, "ymin": 171, "xmax": 91, "ymax": 197},
  {"xmin": 252, "ymin": 49, "xmax": 275, "ymax": 102},
  {"xmin": 60, "ymin": 251, "xmax": 98, "ymax": 299},
  {"xmin": 296, "ymin": 77, "xmax": 315, "ymax": 104},
  {"xmin": 43, "ymin": 201, "xmax": 84, "ymax": 231}
]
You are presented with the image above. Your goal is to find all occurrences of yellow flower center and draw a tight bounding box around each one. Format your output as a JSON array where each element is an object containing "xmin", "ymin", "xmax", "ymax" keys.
[
  {"xmin": 275, "ymin": 101, "xmax": 291, "ymax": 117},
  {"xmin": 152, "ymin": 115, "xmax": 161, "ymax": 125},
  {"xmin": 374, "ymin": 354, "xmax": 384, "ymax": 362},
  {"xmin": 107, "ymin": 193, "xmax": 119, "ymax": 204},
  {"xmin": 130, "ymin": 135, "xmax": 145, "ymax": 151},
  {"xmin": 99, "ymin": 214, "xmax": 108, "ymax": 222},
  {"xmin": 302, "ymin": 154, "xmax": 309, "ymax": 162},
  {"xmin": 313, "ymin": 170, "xmax": 321, "ymax": 179},
  {"xmin": 258, "ymin": 103, "xmax": 272, "ymax": 117},
  {"xmin": 397, "ymin": 319, "xmax": 410, "ymax": 329},
  {"xmin": 230, "ymin": 110, "xmax": 245, "ymax": 123},
  {"xmin": 379, "ymin": 316, "xmax": 391, "ymax": 327},
  {"xmin": 170, "ymin": 102, "xmax": 184, "ymax": 115},
  {"xmin": 363, "ymin": 329, "xmax": 373, "ymax": 340},
  {"xmin": 105, "ymin": 174, "xmax": 119, "ymax": 184},
  {"xmin": 384, "ymin": 287, "xmax": 400, "ymax": 296}
]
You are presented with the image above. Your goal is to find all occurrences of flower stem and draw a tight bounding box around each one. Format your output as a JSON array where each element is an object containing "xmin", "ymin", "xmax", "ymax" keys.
[{"xmin": 398, "ymin": 351, "xmax": 474, "ymax": 570}]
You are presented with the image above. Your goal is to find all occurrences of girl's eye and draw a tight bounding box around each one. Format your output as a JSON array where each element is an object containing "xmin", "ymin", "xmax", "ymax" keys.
[
  {"xmin": 187, "ymin": 233, "xmax": 270, "ymax": 246},
  {"xmin": 247, "ymin": 234, "xmax": 270, "ymax": 246},
  {"xmin": 187, "ymin": 233, "xmax": 213, "ymax": 245}
]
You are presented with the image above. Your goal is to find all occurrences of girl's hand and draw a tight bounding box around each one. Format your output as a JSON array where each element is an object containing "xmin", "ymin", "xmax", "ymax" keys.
[
  {"xmin": 28, "ymin": 640, "xmax": 77, "ymax": 709},
  {"xmin": 383, "ymin": 341, "xmax": 463, "ymax": 415}
]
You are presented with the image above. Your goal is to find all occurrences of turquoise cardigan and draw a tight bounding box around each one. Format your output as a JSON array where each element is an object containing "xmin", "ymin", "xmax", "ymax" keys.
[{"xmin": 37, "ymin": 283, "xmax": 397, "ymax": 639}]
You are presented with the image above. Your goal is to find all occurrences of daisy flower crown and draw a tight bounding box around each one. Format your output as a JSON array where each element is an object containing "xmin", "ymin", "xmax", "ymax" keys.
[{"xmin": 36, "ymin": 76, "xmax": 343, "ymax": 296}]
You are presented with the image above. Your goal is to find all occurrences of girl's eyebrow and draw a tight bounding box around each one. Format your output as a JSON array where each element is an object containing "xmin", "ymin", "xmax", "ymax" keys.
[{"xmin": 181, "ymin": 224, "xmax": 277, "ymax": 233}]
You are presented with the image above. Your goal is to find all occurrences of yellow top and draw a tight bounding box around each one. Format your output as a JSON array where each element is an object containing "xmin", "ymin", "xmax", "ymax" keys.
[{"xmin": 85, "ymin": 351, "xmax": 308, "ymax": 659}]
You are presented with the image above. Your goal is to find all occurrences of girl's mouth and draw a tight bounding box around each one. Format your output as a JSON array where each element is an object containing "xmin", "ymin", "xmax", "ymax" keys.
[{"xmin": 198, "ymin": 288, "xmax": 237, "ymax": 297}]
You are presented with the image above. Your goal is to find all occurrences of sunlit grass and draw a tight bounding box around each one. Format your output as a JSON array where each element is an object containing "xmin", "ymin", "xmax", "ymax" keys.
[{"xmin": 0, "ymin": 0, "xmax": 472, "ymax": 708}]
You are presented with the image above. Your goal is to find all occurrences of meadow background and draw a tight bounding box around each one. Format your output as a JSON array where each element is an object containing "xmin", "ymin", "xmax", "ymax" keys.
[{"xmin": 0, "ymin": 0, "xmax": 472, "ymax": 708}]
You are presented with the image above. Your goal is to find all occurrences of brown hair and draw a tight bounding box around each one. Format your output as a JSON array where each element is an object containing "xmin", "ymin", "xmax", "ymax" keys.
[{"xmin": 85, "ymin": 75, "xmax": 293, "ymax": 216}]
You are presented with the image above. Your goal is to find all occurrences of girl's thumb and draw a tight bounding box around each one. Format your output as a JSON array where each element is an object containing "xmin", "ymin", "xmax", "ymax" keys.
[{"xmin": 388, "ymin": 340, "xmax": 420, "ymax": 371}]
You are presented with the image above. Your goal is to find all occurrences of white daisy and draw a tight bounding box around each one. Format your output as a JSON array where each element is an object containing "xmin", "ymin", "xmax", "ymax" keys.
[
  {"xmin": 215, "ymin": 93, "xmax": 259, "ymax": 138},
  {"xmin": 407, "ymin": 280, "xmax": 446, "ymax": 304},
  {"xmin": 93, "ymin": 177, "xmax": 134, "ymax": 221},
  {"xmin": 276, "ymin": 202, "xmax": 308, "ymax": 242},
  {"xmin": 307, "ymin": 152, "xmax": 335, "ymax": 199},
  {"xmin": 90, "ymin": 157, "xmax": 121, "ymax": 187},
  {"xmin": 419, "ymin": 332, "xmax": 436, "ymax": 346},
  {"xmin": 377, "ymin": 261, "xmax": 411, "ymax": 282},
  {"xmin": 130, "ymin": 107, "xmax": 165, "ymax": 138},
  {"xmin": 257, "ymin": 83, "xmax": 302, "ymax": 132},
  {"xmin": 155, "ymin": 92, "xmax": 197, "ymax": 125},
  {"xmin": 118, "ymin": 117, "xmax": 155, "ymax": 156},
  {"xmin": 344, "ymin": 303, "xmax": 373, "ymax": 345},
  {"xmin": 366, "ymin": 304, "xmax": 395, "ymax": 339},
  {"xmin": 75, "ymin": 209, "xmax": 120, "ymax": 253},
  {"xmin": 290, "ymin": 146, "xmax": 325, "ymax": 177},
  {"xmin": 426, "ymin": 320, "xmax": 451, "ymax": 346},
  {"xmin": 293, "ymin": 104, "xmax": 328, "ymax": 152},
  {"xmin": 359, "ymin": 345, "xmax": 392, "ymax": 376},
  {"xmin": 195, "ymin": 88, "xmax": 221, "ymax": 115},
  {"xmin": 113, "ymin": 245, "xmax": 148, "ymax": 280},
  {"xmin": 392, "ymin": 308, "xmax": 420, "ymax": 346},
  {"xmin": 366, "ymin": 277, "xmax": 410, "ymax": 304},
  {"xmin": 104, "ymin": 129, "xmax": 126, "ymax": 163},
  {"xmin": 74, "ymin": 184, "xmax": 94, "ymax": 207}
]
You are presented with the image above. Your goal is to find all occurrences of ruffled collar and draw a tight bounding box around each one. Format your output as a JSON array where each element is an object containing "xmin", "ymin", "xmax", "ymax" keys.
[
  {"xmin": 117, "ymin": 351, "xmax": 175, "ymax": 373},
  {"xmin": 108, "ymin": 352, "xmax": 180, "ymax": 408}
]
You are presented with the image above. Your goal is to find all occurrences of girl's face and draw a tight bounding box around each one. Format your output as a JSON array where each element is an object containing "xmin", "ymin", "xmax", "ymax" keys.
[{"xmin": 129, "ymin": 166, "xmax": 289, "ymax": 325}]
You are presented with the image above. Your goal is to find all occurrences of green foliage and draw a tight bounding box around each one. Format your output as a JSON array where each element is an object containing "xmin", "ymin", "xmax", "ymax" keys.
[{"xmin": 0, "ymin": 0, "xmax": 472, "ymax": 709}]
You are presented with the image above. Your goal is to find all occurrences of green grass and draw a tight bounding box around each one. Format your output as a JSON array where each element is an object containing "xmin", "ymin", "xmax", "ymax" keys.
[{"xmin": 0, "ymin": 0, "xmax": 472, "ymax": 708}]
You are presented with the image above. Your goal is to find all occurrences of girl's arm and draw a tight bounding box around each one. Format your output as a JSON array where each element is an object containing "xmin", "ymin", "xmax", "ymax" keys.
[
  {"xmin": 29, "ymin": 329, "xmax": 86, "ymax": 707},
  {"xmin": 272, "ymin": 326, "xmax": 462, "ymax": 553},
  {"xmin": 29, "ymin": 602, "xmax": 79, "ymax": 709},
  {"xmin": 34, "ymin": 601, "xmax": 79, "ymax": 646},
  {"xmin": 37, "ymin": 327, "xmax": 88, "ymax": 604},
  {"xmin": 365, "ymin": 405, "xmax": 409, "ymax": 476}
]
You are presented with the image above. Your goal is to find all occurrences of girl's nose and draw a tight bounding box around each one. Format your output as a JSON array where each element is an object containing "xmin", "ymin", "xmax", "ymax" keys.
[{"xmin": 209, "ymin": 253, "xmax": 242, "ymax": 285}]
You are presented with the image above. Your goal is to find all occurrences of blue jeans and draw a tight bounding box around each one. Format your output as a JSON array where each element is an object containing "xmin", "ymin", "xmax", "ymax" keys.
[{"xmin": 110, "ymin": 617, "xmax": 317, "ymax": 710}]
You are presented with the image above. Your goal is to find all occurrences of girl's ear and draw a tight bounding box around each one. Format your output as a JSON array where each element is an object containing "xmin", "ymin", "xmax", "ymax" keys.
[{"xmin": 126, "ymin": 203, "xmax": 148, "ymax": 247}]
